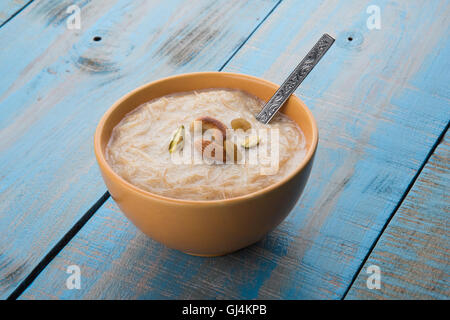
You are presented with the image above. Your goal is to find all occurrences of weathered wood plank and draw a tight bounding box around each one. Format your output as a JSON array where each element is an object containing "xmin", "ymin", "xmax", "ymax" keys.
[
  {"xmin": 0, "ymin": 0, "xmax": 30, "ymax": 25},
  {"xmin": 0, "ymin": 0, "xmax": 279, "ymax": 299},
  {"xmin": 346, "ymin": 129, "xmax": 449, "ymax": 299},
  {"xmin": 20, "ymin": 0, "xmax": 450, "ymax": 299}
]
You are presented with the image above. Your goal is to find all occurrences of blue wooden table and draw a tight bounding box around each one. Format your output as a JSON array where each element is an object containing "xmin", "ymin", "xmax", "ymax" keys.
[{"xmin": 0, "ymin": 0, "xmax": 448, "ymax": 300}]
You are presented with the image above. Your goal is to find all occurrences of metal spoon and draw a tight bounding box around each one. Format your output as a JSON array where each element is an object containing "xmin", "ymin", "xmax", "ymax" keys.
[{"xmin": 256, "ymin": 33, "xmax": 335, "ymax": 124}]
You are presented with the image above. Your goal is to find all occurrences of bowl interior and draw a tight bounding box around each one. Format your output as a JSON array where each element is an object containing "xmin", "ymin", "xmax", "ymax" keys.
[{"xmin": 96, "ymin": 72, "xmax": 318, "ymax": 201}]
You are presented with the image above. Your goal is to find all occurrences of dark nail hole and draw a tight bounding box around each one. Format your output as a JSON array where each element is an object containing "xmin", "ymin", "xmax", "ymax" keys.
[
  {"xmin": 347, "ymin": 37, "xmax": 353, "ymax": 41},
  {"xmin": 93, "ymin": 36, "xmax": 102, "ymax": 42}
]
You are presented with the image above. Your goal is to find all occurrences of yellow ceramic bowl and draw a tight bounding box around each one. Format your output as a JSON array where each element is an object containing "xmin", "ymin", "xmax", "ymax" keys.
[{"xmin": 94, "ymin": 72, "xmax": 318, "ymax": 256}]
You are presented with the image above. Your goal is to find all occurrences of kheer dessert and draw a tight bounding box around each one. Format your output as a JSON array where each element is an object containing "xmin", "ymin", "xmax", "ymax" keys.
[{"xmin": 106, "ymin": 89, "xmax": 306, "ymax": 200}]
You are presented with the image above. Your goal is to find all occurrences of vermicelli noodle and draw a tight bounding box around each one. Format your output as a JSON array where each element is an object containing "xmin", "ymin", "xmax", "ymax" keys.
[{"xmin": 106, "ymin": 89, "xmax": 306, "ymax": 200}]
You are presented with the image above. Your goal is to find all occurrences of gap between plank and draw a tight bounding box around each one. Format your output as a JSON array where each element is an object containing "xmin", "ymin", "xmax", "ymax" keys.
[
  {"xmin": 219, "ymin": 0, "xmax": 283, "ymax": 71},
  {"xmin": 0, "ymin": 0, "xmax": 34, "ymax": 29},
  {"xmin": 341, "ymin": 120, "xmax": 450, "ymax": 299},
  {"xmin": 7, "ymin": 0, "xmax": 284, "ymax": 299},
  {"xmin": 7, "ymin": 191, "xmax": 110, "ymax": 300}
]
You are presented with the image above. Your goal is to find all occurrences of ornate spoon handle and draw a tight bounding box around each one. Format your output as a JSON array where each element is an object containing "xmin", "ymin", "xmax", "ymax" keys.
[{"xmin": 256, "ymin": 33, "xmax": 334, "ymax": 124}]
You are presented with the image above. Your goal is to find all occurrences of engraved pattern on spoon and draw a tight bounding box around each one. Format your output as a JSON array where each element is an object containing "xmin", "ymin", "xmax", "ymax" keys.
[{"xmin": 256, "ymin": 34, "xmax": 335, "ymax": 124}]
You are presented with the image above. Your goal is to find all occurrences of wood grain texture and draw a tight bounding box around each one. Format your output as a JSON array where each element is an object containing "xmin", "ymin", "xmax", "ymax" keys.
[
  {"xmin": 0, "ymin": 0, "xmax": 30, "ymax": 25},
  {"xmin": 20, "ymin": 0, "xmax": 450, "ymax": 299},
  {"xmin": 0, "ymin": 0, "xmax": 279, "ymax": 299},
  {"xmin": 346, "ymin": 129, "xmax": 449, "ymax": 299}
]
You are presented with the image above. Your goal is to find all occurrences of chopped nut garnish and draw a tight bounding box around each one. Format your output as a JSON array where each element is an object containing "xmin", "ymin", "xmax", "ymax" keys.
[
  {"xmin": 241, "ymin": 134, "xmax": 260, "ymax": 149},
  {"xmin": 231, "ymin": 118, "xmax": 252, "ymax": 132},
  {"xmin": 168, "ymin": 125, "xmax": 185, "ymax": 153},
  {"xmin": 190, "ymin": 116, "xmax": 227, "ymax": 140}
]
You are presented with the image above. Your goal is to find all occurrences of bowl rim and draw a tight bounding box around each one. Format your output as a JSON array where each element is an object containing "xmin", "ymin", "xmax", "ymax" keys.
[{"xmin": 94, "ymin": 71, "xmax": 318, "ymax": 205}]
